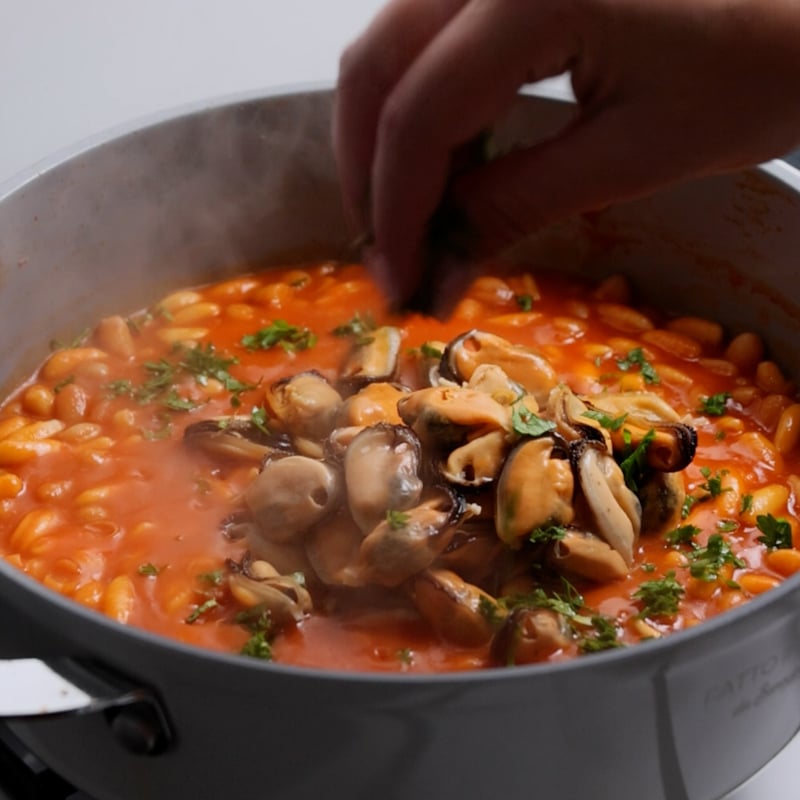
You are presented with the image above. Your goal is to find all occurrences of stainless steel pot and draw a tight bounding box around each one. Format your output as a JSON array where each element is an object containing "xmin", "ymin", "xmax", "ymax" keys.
[{"xmin": 1, "ymin": 86, "xmax": 800, "ymax": 800}]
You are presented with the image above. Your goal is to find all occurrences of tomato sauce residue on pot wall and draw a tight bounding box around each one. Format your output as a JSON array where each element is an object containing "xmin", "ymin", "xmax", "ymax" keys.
[{"xmin": 1, "ymin": 262, "xmax": 800, "ymax": 673}]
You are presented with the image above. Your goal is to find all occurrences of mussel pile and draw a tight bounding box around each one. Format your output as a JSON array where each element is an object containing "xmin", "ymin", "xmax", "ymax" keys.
[{"xmin": 184, "ymin": 328, "xmax": 697, "ymax": 664}]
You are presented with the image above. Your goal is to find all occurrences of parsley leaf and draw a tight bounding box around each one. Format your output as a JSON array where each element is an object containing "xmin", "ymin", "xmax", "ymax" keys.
[
  {"xmin": 755, "ymin": 514, "xmax": 793, "ymax": 550},
  {"xmin": 698, "ymin": 392, "xmax": 731, "ymax": 416},
  {"xmin": 241, "ymin": 320, "xmax": 317, "ymax": 353},
  {"xmin": 688, "ymin": 534, "xmax": 745, "ymax": 581},
  {"xmin": 583, "ymin": 409, "xmax": 628, "ymax": 431},
  {"xmin": 618, "ymin": 428, "xmax": 656, "ymax": 492},
  {"xmin": 420, "ymin": 341, "xmax": 443, "ymax": 360},
  {"xmin": 698, "ymin": 466, "xmax": 730, "ymax": 498},
  {"xmin": 386, "ymin": 509, "xmax": 411, "ymax": 530},
  {"xmin": 137, "ymin": 563, "xmax": 163, "ymax": 577},
  {"xmin": 241, "ymin": 631, "xmax": 273, "ymax": 660},
  {"xmin": 515, "ymin": 293, "xmax": 534, "ymax": 312},
  {"xmin": 511, "ymin": 403, "xmax": 556, "ymax": 437},
  {"xmin": 633, "ymin": 571, "xmax": 685, "ymax": 618},
  {"xmin": 616, "ymin": 348, "xmax": 660, "ymax": 384},
  {"xmin": 331, "ymin": 312, "xmax": 377, "ymax": 344},
  {"xmin": 664, "ymin": 524, "xmax": 701, "ymax": 547},
  {"xmin": 185, "ymin": 598, "xmax": 219, "ymax": 624},
  {"xmin": 529, "ymin": 524, "xmax": 568, "ymax": 545},
  {"xmin": 578, "ymin": 616, "xmax": 625, "ymax": 652}
]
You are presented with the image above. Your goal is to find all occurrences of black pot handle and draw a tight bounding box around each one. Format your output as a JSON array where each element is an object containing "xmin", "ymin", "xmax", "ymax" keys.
[{"xmin": 0, "ymin": 657, "xmax": 172, "ymax": 755}]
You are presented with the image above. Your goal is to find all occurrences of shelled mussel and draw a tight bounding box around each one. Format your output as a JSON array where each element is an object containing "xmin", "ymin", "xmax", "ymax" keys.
[{"xmin": 183, "ymin": 328, "xmax": 698, "ymax": 664}]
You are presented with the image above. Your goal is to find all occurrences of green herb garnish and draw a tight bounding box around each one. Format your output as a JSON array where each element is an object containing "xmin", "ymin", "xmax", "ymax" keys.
[
  {"xmin": 616, "ymin": 347, "xmax": 660, "ymax": 384},
  {"xmin": 664, "ymin": 524, "xmax": 701, "ymax": 547},
  {"xmin": 688, "ymin": 534, "xmax": 745, "ymax": 581},
  {"xmin": 386, "ymin": 509, "xmax": 411, "ymax": 530},
  {"xmin": 633, "ymin": 571, "xmax": 685, "ymax": 618},
  {"xmin": 698, "ymin": 392, "xmax": 731, "ymax": 416},
  {"xmin": 755, "ymin": 514, "xmax": 793, "ymax": 550},
  {"xmin": 515, "ymin": 293, "xmax": 534, "ymax": 312},
  {"xmin": 529, "ymin": 524, "xmax": 568, "ymax": 545},
  {"xmin": 241, "ymin": 320, "xmax": 317, "ymax": 353},
  {"xmin": 185, "ymin": 598, "xmax": 219, "ymax": 624},
  {"xmin": 137, "ymin": 563, "xmax": 163, "ymax": 577},
  {"xmin": 420, "ymin": 341, "xmax": 443, "ymax": 360},
  {"xmin": 331, "ymin": 312, "xmax": 377, "ymax": 344},
  {"xmin": 583, "ymin": 409, "xmax": 628, "ymax": 431},
  {"xmin": 618, "ymin": 428, "xmax": 656, "ymax": 492},
  {"xmin": 241, "ymin": 631, "xmax": 273, "ymax": 660},
  {"xmin": 511, "ymin": 403, "xmax": 556, "ymax": 437},
  {"xmin": 578, "ymin": 616, "xmax": 625, "ymax": 652}
]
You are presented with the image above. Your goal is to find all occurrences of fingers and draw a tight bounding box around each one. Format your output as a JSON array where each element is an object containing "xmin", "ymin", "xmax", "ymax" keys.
[
  {"xmin": 334, "ymin": 0, "xmax": 468, "ymax": 233},
  {"xmin": 368, "ymin": 0, "xmax": 580, "ymax": 302}
]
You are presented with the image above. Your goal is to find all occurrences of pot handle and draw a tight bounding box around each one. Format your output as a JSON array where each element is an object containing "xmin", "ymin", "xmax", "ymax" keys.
[{"xmin": 0, "ymin": 657, "xmax": 172, "ymax": 755}]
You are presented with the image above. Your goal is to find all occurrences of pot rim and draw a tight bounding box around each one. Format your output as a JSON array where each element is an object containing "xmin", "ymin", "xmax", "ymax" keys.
[{"xmin": 2, "ymin": 83, "xmax": 800, "ymax": 686}]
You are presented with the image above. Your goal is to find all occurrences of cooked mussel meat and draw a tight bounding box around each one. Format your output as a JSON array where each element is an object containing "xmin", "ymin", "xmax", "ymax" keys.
[
  {"xmin": 227, "ymin": 557, "xmax": 313, "ymax": 627},
  {"xmin": 490, "ymin": 606, "xmax": 572, "ymax": 666},
  {"xmin": 355, "ymin": 488, "xmax": 470, "ymax": 586},
  {"xmin": 586, "ymin": 392, "xmax": 697, "ymax": 471},
  {"xmin": 572, "ymin": 439, "xmax": 642, "ymax": 565},
  {"xmin": 441, "ymin": 330, "xmax": 557, "ymax": 405},
  {"xmin": 265, "ymin": 370, "xmax": 343, "ymax": 456},
  {"xmin": 344, "ymin": 423, "xmax": 424, "ymax": 535},
  {"xmin": 183, "ymin": 417, "xmax": 293, "ymax": 462},
  {"xmin": 339, "ymin": 326, "xmax": 402, "ymax": 391},
  {"xmin": 495, "ymin": 435, "xmax": 574, "ymax": 546},
  {"xmin": 411, "ymin": 568, "xmax": 504, "ymax": 646},
  {"xmin": 245, "ymin": 456, "xmax": 342, "ymax": 545},
  {"xmin": 397, "ymin": 385, "xmax": 512, "ymax": 449},
  {"xmin": 548, "ymin": 528, "xmax": 629, "ymax": 582}
]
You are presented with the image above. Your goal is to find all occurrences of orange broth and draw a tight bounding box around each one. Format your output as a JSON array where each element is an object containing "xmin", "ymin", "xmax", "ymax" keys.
[{"xmin": 1, "ymin": 262, "xmax": 799, "ymax": 672}]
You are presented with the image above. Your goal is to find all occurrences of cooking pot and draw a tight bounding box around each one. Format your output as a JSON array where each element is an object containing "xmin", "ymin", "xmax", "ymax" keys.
[{"xmin": 1, "ymin": 85, "xmax": 800, "ymax": 800}]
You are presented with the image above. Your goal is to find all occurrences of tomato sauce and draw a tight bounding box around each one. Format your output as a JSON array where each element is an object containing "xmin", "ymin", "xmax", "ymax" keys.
[{"xmin": 1, "ymin": 262, "xmax": 798, "ymax": 672}]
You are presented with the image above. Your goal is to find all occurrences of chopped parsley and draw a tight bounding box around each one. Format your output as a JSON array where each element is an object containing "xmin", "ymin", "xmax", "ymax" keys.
[
  {"xmin": 197, "ymin": 569, "xmax": 225, "ymax": 586},
  {"xmin": 511, "ymin": 403, "xmax": 556, "ymax": 437},
  {"xmin": 396, "ymin": 648, "xmax": 414, "ymax": 667},
  {"xmin": 616, "ymin": 348, "xmax": 660, "ymax": 384},
  {"xmin": 633, "ymin": 571, "xmax": 685, "ymax": 618},
  {"xmin": 698, "ymin": 466, "xmax": 730, "ymax": 498},
  {"xmin": 241, "ymin": 631, "xmax": 273, "ymax": 660},
  {"xmin": 717, "ymin": 519, "xmax": 738, "ymax": 533},
  {"xmin": 105, "ymin": 342, "xmax": 256, "ymax": 413},
  {"xmin": 740, "ymin": 494, "xmax": 754, "ymax": 514},
  {"xmin": 163, "ymin": 389, "xmax": 203, "ymax": 412},
  {"xmin": 755, "ymin": 514, "xmax": 793, "ymax": 550},
  {"xmin": 664, "ymin": 524, "xmax": 701, "ymax": 547},
  {"xmin": 420, "ymin": 341, "xmax": 443, "ymax": 360},
  {"xmin": 515, "ymin": 293, "xmax": 534, "ymax": 312},
  {"xmin": 249, "ymin": 405, "xmax": 270, "ymax": 435},
  {"xmin": 185, "ymin": 598, "xmax": 219, "ymax": 624},
  {"xmin": 331, "ymin": 312, "xmax": 377, "ymax": 344},
  {"xmin": 478, "ymin": 595, "xmax": 504, "ymax": 626},
  {"xmin": 50, "ymin": 328, "xmax": 90, "ymax": 351},
  {"xmin": 53, "ymin": 375, "xmax": 76, "ymax": 394},
  {"xmin": 137, "ymin": 563, "xmax": 163, "ymax": 577},
  {"xmin": 386, "ymin": 509, "xmax": 411, "ymax": 530},
  {"xmin": 241, "ymin": 320, "xmax": 317, "ymax": 353},
  {"xmin": 578, "ymin": 616, "xmax": 625, "ymax": 653},
  {"xmin": 583, "ymin": 409, "xmax": 628, "ymax": 431},
  {"xmin": 688, "ymin": 534, "xmax": 745, "ymax": 582},
  {"xmin": 529, "ymin": 524, "xmax": 568, "ymax": 545},
  {"xmin": 618, "ymin": 428, "xmax": 656, "ymax": 492},
  {"xmin": 698, "ymin": 392, "xmax": 730, "ymax": 416}
]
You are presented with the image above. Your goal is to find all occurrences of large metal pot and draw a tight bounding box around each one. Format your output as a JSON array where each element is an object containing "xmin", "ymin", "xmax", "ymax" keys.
[{"xmin": 1, "ymin": 86, "xmax": 800, "ymax": 800}]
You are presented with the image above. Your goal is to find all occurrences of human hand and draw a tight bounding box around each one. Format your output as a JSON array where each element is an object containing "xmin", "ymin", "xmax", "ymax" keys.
[{"xmin": 334, "ymin": 0, "xmax": 800, "ymax": 306}]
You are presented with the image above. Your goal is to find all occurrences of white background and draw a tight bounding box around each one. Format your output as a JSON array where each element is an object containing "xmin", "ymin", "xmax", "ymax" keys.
[{"xmin": 1, "ymin": 2, "xmax": 798, "ymax": 797}]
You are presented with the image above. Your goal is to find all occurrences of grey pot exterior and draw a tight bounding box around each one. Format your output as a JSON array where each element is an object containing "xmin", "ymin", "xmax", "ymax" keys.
[{"xmin": 1, "ymin": 86, "xmax": 800, "ymax": 800}]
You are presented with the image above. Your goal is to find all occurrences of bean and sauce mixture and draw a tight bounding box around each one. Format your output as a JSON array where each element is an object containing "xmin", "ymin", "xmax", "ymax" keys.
[{"xmin": 1, "ymin": 263, "xmax": 799, "ymax": 672}]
